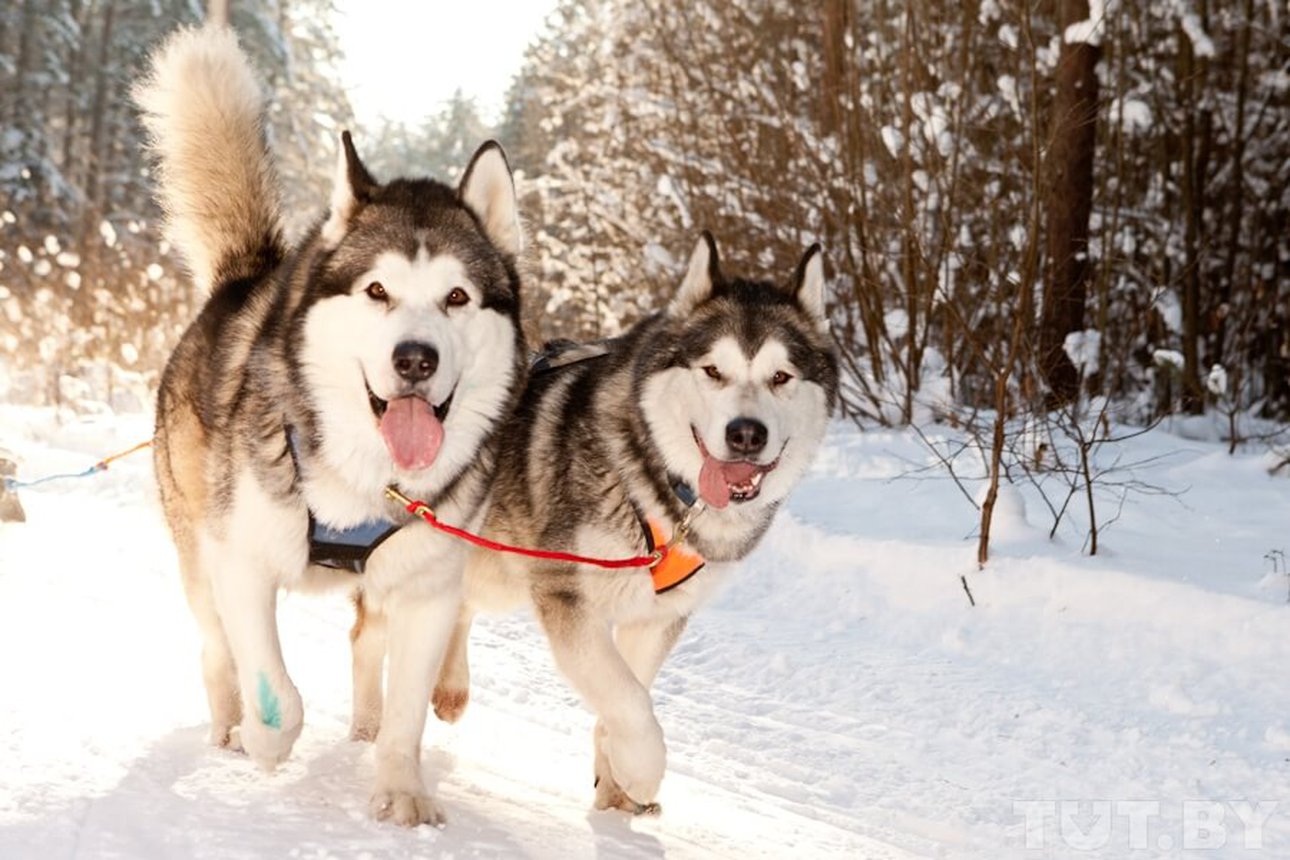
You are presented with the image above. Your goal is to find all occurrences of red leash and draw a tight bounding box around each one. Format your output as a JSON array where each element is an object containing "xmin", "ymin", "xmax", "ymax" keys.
[{"xmin": 384, "ymin": 486, "xmax": 662, "ymax": 570}]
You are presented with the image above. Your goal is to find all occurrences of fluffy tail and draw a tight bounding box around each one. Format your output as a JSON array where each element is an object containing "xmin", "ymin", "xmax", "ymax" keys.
[{"xmin": 134, "ymin": 26, "xmax": 284, "ymax": 293}]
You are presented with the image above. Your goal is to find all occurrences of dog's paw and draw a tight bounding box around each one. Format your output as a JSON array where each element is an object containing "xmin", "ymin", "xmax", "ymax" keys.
[
  {"xmin": 209, "ymin": 722, "xmax": 243, "ymax": 751},
  {"xmin": 370, "ymin": 789, "xmax": 446, "ymax": 828},
  {"xmin": 595, "ymin": 774, "xmax": 663, "ymax": 816},
  {"xmin": 431, "ymin": 684, "xmax": 469, "ymax": 723},
  {"xmin": 237, "ymin": 677, "xmax": 302, "ymax": 769},
  {"xmin": 349, "ymin": 702, "xmax": 380, "ymax": 742},
  {"xmin": 605, "ymin": 717, "xmax": 666, "ymax": 806},
  {"xmin": 239, "ymin": 717, "xmax": 301, "ymax": 770},
  {"xmin": 349, "ymin": 720, "xmax": 379, "ymax": 743},
  {"xmin": 238, "ymin": 701, "xmax": 302, "ymax": 771}
]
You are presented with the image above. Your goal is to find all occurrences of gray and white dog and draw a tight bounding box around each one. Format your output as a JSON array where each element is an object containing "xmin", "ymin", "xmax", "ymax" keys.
[
  {"xmin": 135, "ymin": 26, "xmax": 524, "ymax": 826},
  {"xmin": 353, "ymin": 232, "xmax": 838, "ymax": 813}
]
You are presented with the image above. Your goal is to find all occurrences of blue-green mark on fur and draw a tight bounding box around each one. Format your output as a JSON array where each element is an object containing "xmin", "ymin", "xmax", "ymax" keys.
[{"xmin": 257, "ymin": 671, "xmax": 281, "ymax": 730}]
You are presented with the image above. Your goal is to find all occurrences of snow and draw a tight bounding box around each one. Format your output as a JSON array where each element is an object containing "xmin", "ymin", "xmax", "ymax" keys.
[
  {"xmin": 3, "ymin": 405, "xmax": 1290, "ymax": 857},
  {"xmin": 880, "ymin": 126, "xmax": 904, "ymax": 159},
  {"xmin": 1207, "ymin": 364, "xmax": 1228, "ymax": 397},
  {"xmin": 1064, "ymin": 0, "xmax": 1111, "ymax": 47},
  {"xmin": 997, "ymin": 74, "xmax": 1021, "ymax": 117},
  {"xmin": 1111, "ymin": 97, "xmax": 1153, "ymax": 132},
  {"xmin": 1154, "ymin": 289, "xmax": 1183, "ymax": 334},
  {"xmin": 883, "ymin": 308, "xmax": 909, "ymax": 340},
  {"xmin": 1172, "ymin": 0, "xmax": 1217, "ymax": 58},
  {"xmin": 1063, "ymin": 328, "xmax": 1102, "ymax": 376}
]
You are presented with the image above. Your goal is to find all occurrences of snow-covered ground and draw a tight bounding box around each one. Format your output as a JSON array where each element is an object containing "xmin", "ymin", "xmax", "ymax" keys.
[{"xmin": 1, "ymin": 404, "xmax": 1288, "ymax": 858}]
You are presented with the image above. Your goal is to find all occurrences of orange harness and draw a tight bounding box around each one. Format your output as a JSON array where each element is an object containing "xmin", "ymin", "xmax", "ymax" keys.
[{"xmin": 646, "ymin": 519, "xmax": 705, "ymax": 594}]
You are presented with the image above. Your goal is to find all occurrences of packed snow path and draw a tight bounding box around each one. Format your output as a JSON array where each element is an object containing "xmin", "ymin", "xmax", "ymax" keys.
[{"xmin": 2, "ymin": 406, "xmax": 1288, "ymax": 858}]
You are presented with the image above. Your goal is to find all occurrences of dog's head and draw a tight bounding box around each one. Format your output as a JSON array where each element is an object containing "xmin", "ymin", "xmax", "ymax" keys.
[
  {"xmin": 639, "ymin": 232, "xmax": 838, "ymax": 513},
  {"xmin": 296, "ymin": 133, "xmax": 523, "ymax": 493}
]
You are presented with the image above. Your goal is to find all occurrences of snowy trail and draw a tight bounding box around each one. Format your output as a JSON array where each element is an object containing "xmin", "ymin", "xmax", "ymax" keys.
[
  {"xmin": 3, "ymin": 407, "xmax": 1289, "ymax": 858},
  {"xmin": 0, "ymin": 410, "xmax": 905, "ymax": 859}
]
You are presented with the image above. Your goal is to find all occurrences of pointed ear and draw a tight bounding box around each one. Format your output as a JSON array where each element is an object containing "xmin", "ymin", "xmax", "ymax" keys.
[
  {"xmin": 668, "ymin": 231, "xmax": 722, "ymax": 318},
  {"xmin": 322, "ymin": 130, "xmax": 377, "ymax": 246},
  {"xmin": 459, "ymin": 141, "xmax": 521, "ymax": 257},
  {"xmin": 790, "ymin": 243, "xmax": 828, "ymax": 332}
]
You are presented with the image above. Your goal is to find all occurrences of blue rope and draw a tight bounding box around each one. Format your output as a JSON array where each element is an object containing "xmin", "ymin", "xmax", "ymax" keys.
[{"xmin": 3, "ymin": 463, "xmax": 105, "ymax": 491}]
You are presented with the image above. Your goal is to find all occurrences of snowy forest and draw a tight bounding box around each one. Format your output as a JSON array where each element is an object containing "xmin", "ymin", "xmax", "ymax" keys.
[
  {"xmin": 5, "ymin": 3, "xmax": 1290, "ymax": 855},
  {"xmin": 2, "ymin": 0, "xmax": 1288, "ymax": 427},
  {"xmin": 0, "ymin": 0, "xmax": 349, "ymax": 409}
]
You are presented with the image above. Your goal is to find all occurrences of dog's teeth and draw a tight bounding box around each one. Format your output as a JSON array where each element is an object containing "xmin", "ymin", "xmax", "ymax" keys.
[{"xmin": 751, "ymin": 472, "xmax": 763, "ymax": 487}]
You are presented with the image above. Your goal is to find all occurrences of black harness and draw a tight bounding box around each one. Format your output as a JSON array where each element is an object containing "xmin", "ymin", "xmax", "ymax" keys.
[
  {"xmin": 307, "ymin": 513, "xmax": 400, "ymax": 574},
  {"xmin": 287, "ymin": 428, "xmax": 400, "ymax": 574}
]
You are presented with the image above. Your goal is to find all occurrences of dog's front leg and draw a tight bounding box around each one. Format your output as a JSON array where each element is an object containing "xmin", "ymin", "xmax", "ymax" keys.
[
  {"xmin": 349, "ymin": 591, "xmax": 386, "ymax": 741},
  {"xmin": 592, "ymin": 614, "xmax": 689, "ymax": 812},
  {"xmin": 370, "ymin": 590, "xmax": 459, "ymax": 827},
  {"xmin": 536, "ymin": 581, "xmax": 667, "ymax": 808},
  {"xmin": 207, "ymin": 548, "xmax": 303, "ymax": 770}
]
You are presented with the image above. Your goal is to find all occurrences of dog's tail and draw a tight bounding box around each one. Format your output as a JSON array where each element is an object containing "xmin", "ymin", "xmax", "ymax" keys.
[{"xmin": 134, "ymin": 26, "xmax": 284, "ymax": 294}]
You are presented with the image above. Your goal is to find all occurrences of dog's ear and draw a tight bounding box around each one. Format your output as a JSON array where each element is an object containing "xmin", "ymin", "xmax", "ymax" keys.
[
  {"xmin": 789, "ymin": 243, "xmax": 828, "ymax": 332},
  {"xmin": 669, "ymin": 231, "xmax": 721, "ymax": 318},
  {"xmin": 322, "ymin": 130, "xmax": 377, "ymax": 247},
  {"xmin": 459, "ymin": 141, "xmax": 522, "ymax": 257}
]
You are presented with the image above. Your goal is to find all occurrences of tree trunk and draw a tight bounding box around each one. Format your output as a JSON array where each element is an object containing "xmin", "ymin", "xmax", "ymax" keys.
[
  {"xmin": 9, "ymin": 0, "xmax": 36, "ymax": 129},
  {"xmin": 60, "ymin": 0, "xmax": 89, "ymax": 180},
  {"xmin": 1038, "ymin": 0, "xmax": 1100, "ymax": 406},
  {"xmin": 899, "ymin": 3, "xmax": 922, "ymax": 423},
  {"xmin": 821, "ymin": 0, "xmax": 887, "ymax": 388},
  {"xmin": 1177, "ymin": 4, "xmax": 1211, "ymax": 414},
  {"xmin": 1217, "ymin": 0, "xmax": 1254, "ymax": 370},
  {"xmin": 82, "ymin": 0, "xmax": 117, "ymax": 236}
]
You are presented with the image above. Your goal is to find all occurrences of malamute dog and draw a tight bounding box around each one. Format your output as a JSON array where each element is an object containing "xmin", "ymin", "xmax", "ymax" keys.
[
  {"xmin": 135, "ymin": 27, "xmax": 524, "ymax": 826},
  {"xmin": 354, "ymin": 233, "xmax": 837, "ymax": 813}
]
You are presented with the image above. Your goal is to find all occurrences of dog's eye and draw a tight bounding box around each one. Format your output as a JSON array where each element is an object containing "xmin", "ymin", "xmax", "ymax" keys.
[
  {"xmin": 702, "ymin": 365, "xmax": 723, "ymax": 381},
  {"xmin": 771, "ymin": 370, "xmax": 794, "ymax": 386},
  {"xmin": 365, "ymin": 282, "xmax": 388, "ymax": 302},
  {"xmin": 446, "ymin": 287, "xmax": 470, "ymax": 308}
]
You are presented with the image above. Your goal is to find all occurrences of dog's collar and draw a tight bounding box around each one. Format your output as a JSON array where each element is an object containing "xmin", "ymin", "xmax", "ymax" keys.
[
  {"xmin": 285, "ymin": 426, "xmax": 402, "ymax": 574},
  {"xmin": 670, "ymin": 479, "xmax": 699, "ymax": 508}
]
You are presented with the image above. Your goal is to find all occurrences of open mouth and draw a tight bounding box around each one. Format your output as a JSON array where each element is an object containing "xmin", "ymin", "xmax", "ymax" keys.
[
  {"xmin": 364, "ymin": 377, "xmax": 455, "ymax": 471},
  {"xmin": 692, "ymin": 428, "xmax": 780, "ymax": 508},
  {"xmin": 365, "ymin": 381, "xmax": 454, "ymax": 423}
]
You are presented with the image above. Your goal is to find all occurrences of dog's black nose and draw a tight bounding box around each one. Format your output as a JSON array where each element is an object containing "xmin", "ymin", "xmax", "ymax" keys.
[
  {"xmin": 725, "ymin": 418, "xmax": 768, "ymax": 456},
  {"xmin": 392, "ymin": 341, "xmax": 438, "ymax": 383}
]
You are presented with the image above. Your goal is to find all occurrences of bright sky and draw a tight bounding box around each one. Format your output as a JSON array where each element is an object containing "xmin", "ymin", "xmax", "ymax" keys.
[{"xmin": 334, "ymin": 0, "xmax": 557, "ymax": 128}]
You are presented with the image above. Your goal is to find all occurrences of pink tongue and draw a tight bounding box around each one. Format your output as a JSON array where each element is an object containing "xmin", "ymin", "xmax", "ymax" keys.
[
  {"xmin": 379, "ymin": 396, "xmax": 443, "ymax": 471},
  {"xmin": 698, "ymin": 457, "xmax": 760, "ymax": 509}
]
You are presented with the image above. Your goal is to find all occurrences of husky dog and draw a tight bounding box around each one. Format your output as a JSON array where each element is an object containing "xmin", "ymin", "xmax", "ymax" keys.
[
  {"xmin": 354, "ymin": 232, "xmax": 837, "ymax": 813},
  {"xmin": 135, "ymin": 27, "xmax": 524, "ymax": 826}
]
